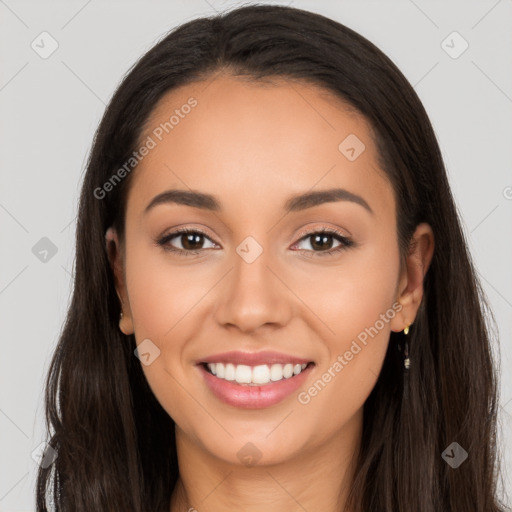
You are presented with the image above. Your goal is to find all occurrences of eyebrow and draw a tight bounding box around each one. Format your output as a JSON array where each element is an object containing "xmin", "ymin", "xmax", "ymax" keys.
[{"xmin": 144, "ymin": 188, "xmax": 373, "ymax": 215}]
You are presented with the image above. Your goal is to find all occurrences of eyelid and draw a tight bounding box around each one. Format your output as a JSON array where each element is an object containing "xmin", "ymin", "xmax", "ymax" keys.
[
  {"xmin": 158, "ymin": 225, "xmax": 215, "ymax": 241},
  {"xmin": 157, "ymin": 225, "xmax": 349, "ymax": 244},
  {"xmin": 293, "ymin": 225, "xmax": 351, "ymax": 242}
]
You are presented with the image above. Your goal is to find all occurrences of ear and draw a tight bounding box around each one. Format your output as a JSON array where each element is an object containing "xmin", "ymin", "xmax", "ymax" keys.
[
  {"xmin": 390, "ymin": 222, "xmax": 435, "ymax": 332},
  {"xmin": 105, "ymin": 227, "xmax": 134, "ymax": 335}
]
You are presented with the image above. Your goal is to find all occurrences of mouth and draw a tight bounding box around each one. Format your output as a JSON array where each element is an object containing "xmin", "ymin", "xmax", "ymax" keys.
[{"xmin": 197, "ymin": 359, "xmax": 315, "ymax": 409}]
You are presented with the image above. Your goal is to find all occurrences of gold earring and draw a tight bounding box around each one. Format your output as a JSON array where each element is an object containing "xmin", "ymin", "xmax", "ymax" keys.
[{"xmin": 403, "ymin": 324, "xmax": 410, "ymax": 370}]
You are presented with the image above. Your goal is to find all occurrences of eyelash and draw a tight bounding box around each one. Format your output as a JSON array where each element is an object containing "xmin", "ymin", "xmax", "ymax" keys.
[{"xmin": 156, "ymin": 227, "xmax": 354, "ymax": 258}]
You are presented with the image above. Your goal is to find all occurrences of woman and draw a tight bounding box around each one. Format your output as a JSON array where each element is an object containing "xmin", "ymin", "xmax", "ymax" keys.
[{"xmin": 36, "ymin": 4, "xmax": 505, "ymax": 511}]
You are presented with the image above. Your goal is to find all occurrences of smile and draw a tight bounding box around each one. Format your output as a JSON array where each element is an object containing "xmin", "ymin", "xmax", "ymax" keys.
[{"xmin": 196, "ymin": 350, "xmax": 315, "ymax": 408}]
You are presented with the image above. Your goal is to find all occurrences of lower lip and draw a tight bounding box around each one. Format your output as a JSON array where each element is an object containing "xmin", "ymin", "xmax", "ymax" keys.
[{"xmin": 198, "ymin": 364, "xmax": 314, "ymax": 409}]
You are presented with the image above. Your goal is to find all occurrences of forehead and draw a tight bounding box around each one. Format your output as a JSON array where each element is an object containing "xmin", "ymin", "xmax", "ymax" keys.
[{"xmin": 126, "ymin": 73, "xmax": 392, "ymax": 217}]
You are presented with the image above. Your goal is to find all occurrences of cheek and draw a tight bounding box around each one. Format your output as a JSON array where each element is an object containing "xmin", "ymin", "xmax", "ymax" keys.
[
  {"xmin": 123, "ymin": 243, "xmax": 208, "ymax": 428},
  {"xmin": 293, "ymin": 235, "xmax": 400, "ymax": 411},
  {"xmin": 294, "ymin": 232, "xmax": 400, "ymax": 350},
  {"xmin": 124, "ymin": 242, "xmax": 211, "ymax": 339}
]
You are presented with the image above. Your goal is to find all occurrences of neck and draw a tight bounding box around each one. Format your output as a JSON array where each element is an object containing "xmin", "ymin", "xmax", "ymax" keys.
[{"xmin": 170, "ymin": 410, "xmax": 362, "ymax": 512}]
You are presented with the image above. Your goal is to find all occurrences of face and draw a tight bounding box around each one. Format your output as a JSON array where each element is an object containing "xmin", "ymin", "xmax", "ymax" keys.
[{"xmin": 109, "ymin": 73, "xmax": 418, "ymax": 467}]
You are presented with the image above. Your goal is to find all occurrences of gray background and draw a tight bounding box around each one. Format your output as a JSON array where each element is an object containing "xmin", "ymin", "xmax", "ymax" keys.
[{"xmin": 0, "ymin": 0, "xmax": 511, "ymax": 509}]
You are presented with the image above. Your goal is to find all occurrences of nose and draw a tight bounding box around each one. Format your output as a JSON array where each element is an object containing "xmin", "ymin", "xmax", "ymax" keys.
[{"xmin": 213, "ymin": 244, "xmax": 292, "ymax": 334}]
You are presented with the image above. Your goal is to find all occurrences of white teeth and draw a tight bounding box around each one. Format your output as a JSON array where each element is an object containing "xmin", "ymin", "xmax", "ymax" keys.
[
  {"xmin": 224, "ymin": 363, "xmax": 236, "ymax": 381},
  {"xmin": 205, "ymin": 362, "xmax": 309, "ymax": 385},
  {"xmin": 283, "ymin": 363, "xmax": 293, "ymax": 378},
  {"xmin": 252, "ymin": 364, "xmax": 271, "ymax": 384},
  {"xmin": 235, "ymin": 364, "xmax": 252, "ymax": 384},
  {"xmin": 216, "ymin": 363, "xmax": 225, "ymax": 378},
  {"xmin": 270, "ymin": 364, "xmax": 284, "ymax": 381}
]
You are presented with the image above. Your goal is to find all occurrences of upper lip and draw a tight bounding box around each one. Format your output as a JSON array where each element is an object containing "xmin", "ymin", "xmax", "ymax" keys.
[{"xmin": 198, "ymin": 350, "xmax": 313, "ymax": 366}]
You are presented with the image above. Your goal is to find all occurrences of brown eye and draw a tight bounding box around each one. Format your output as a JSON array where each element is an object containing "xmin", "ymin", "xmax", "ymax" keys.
[
  {"xmin": 292, "ymin": 229, "xmax": 354, "ymax": 257},
  {"xmin": 308, "ymin": 233, "xmax": 336, "ymax": 251},
  {"xmin": 157, "ymin": 228, "xmax": 217, "ymax": 255},
  {"xmin": 179, "ymin": 232, "xmax": 206, "ymax": 251}
]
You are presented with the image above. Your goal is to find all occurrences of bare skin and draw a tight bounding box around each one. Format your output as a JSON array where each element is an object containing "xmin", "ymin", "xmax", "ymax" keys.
[{"xmin": 106, "ymin": 72, "xmax": 434, "ymax": 512}]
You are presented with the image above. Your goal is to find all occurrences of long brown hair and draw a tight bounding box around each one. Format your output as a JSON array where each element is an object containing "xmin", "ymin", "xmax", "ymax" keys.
[{"xmin": 36, "ymin": 4, "xmax": 505, "ymax": 511}]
